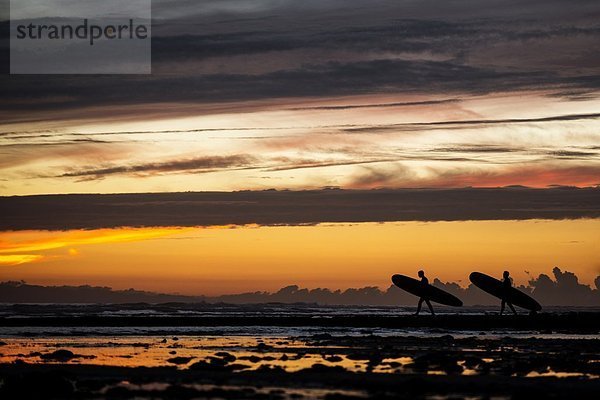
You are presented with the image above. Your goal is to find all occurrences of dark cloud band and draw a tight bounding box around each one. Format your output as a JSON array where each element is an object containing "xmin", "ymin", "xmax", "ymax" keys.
[{"xmin": 1, "ymin": 188, "xmax": 599, "ymax": 230}]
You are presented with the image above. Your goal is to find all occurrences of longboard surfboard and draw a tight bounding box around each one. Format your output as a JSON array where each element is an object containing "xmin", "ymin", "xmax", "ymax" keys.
[
  {"xmin": 392, "ymin": 274, "xmax": 463, "ymax": 307},
  {"xmin": 469, "ymin": 272, "xmax": 542, "ymax": 311}
]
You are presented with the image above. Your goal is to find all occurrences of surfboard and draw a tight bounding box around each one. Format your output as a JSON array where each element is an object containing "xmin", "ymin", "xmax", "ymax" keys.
[
  {"xmin": 469, "ymin": 272, "xmax": 542, "ymax": 311},
  {"xmin": 392, "ymin": 274, "xmax": 463, "ymax": 307}
]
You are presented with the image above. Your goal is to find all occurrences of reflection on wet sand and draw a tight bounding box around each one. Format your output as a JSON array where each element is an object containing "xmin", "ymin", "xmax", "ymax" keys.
[
  {"xmin": 100, "ymin": 381, "xmax": 368, "ymax": 400},
  {"xmin": 1, "ymin": 331, "xmax": 599, "ymax": 399},
  {"xmin": 1, "ymin": 334, "xmax": 599, "ymax": 378},
  {"xmin": 0, "ymin": 336, "xmax": 372, "ymax": 372}
]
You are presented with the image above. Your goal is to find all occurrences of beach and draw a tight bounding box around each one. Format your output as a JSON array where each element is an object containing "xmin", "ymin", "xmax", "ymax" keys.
[{"xmin": 1, "ymin": 305, "xmax": 599, "ymax": 399}]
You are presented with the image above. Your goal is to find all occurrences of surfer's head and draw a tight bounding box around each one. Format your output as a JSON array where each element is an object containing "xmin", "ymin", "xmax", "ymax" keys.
[
  {"xmin": 418, "ymin": 270, "xmax": 425, "ymax": 278},
  {"xmin": 503, "ymin": 270, "xmax": 510, "ymax": 279}
]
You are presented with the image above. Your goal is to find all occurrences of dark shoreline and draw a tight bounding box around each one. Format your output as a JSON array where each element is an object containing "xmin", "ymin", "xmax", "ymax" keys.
[
  {"xmin": 2, "ymin": 313, "xmax": 599, "ymax": 332},
  {"xmin": 1, "ymin": 363, "xmax": 599, "ymax": 399}
]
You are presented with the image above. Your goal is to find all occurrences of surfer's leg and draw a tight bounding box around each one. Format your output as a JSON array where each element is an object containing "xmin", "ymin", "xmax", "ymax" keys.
[
  {"xmin": 500, "ymin": 300, "xmax": 505, "ymax": 315},
  {"xmin": 415, "ymin": 298, "xmax": 423, "ymax": 315},
  {"xmin": 509, "ymin": 302, "xmax": 517, "ymax": 315},
  {"xmin": 425, "ymin": 299, "xmax": 435, "ymax": 315}
]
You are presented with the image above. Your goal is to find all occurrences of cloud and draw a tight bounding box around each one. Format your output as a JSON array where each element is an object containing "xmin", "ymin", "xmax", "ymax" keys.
[
  {"xmin": 58, "ymin": 154, "xmax": 412, "ymax": 179},
  {"xmin": 0, "ymin": 139, "xmax": 108, "ymax": 146},
  {"xmin": 0, "ymin": 255, "xmax": 44, "ymax": 266},
  {"xmin": 349, "ymin": 164, "xmax": 416, "ymax": 188},
  {"xmin": 342, "ymin": 112, "xmax": 600, "ymax": 133},
  {"xmin": 1, "ymin": 188, "xmax": 598, "ymax": 231},
  {"xmin": 2, "ymin": 1, "xmax": 600, "ymax": 124},
  {"xmin": 50, "ymin": 151, "xmax": 495, "ymax": 181},
  {"xmin": 422, "ymin": 165, "xmax": 600, "ymax": 188},
  {"xmin": 286, "ymin": 99, "xmax": 460, "ymax": 111},
  {"xmin": 0, "ymin": 280, "xmax": 196, "ymax": 303},
  {"xmin": 0, "ymin": 141, "xmax": 136, "ymax": 170},
  {"xmin": 546, "ymin": 150, "xmax": 599, "ymax": 159},
  {"xmin": 262, "ymin": 157, "xmax": 405, "ymax": 172},
  {"xmin": 0, "ymin": 228, "xmax": 188, "ymax": 265},
  {"xmin": 430, "ymin": 268, "xmax": 600, "ymax": 307},
  {"xmin": 1, "ymin": 1, "xmax": 599, "ymax": 196},
  {"xmin": 2, "ymin": 59, "xmax": 560, "ymax": 120},
  {"xmin": 247, "ymin": 268, "xmax": 600, "ymax": 307},
  {"xmin": 348, "ymin": 164, "xmax": 600, "ymax": 189},
  {"xmin": 58, "ymin": 154, "xmax": 259, "ymax": 180},
  {"xmin": 527, "ymin": 267, "xmax": 597, "ymax": 306},
  {"xmin": 432, "ymin": 145, "xmax": 521, "ymax": 154},
  {"xmin": 0, "ymin": 268, "xmax": 598, "ymax": 306}
]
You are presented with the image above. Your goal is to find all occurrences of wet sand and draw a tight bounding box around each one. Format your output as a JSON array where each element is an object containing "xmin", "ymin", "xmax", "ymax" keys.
[
  {"xmin": 1, "ymin": 317, "xmax": 599, "ymax": 399},
  {"xmin": 1, "ymin": 362, "xmax": 599, "ymax": 399}
]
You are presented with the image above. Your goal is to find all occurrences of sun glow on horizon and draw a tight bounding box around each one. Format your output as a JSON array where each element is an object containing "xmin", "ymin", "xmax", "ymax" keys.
[
  {"xmin": 0, "ymin": 227, "xmax": 191, "ymax": 266},
  {"xmin": 0, "ymin": 254, "xmax": 44, "ymax": 266},
  {"xmin": 0, "ymin": 220, "xmax": 598, "ymax": 295}
]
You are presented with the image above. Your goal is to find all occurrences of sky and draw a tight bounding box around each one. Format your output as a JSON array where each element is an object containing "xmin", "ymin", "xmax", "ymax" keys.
[
  {"xmin": 1, "ymin": 0, "xmax": 599, "ymax": 195},
  {"xmin": 0, "ymin": 1, "xmax": 599, "ymax": 297},
  {"xmin": 0, "ymin": 220, "xmax": 598, "ymax": 295}
]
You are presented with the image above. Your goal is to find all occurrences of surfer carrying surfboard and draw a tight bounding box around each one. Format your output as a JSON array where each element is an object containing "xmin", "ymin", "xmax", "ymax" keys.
[
  {"xmin": 392, "ymin": 272, "xmax": 462, "ymax": 314},
  {"xmin": 415, "ymin": 270, "xmax": 435, "ymax": 316},
  {"xmin": 469, "ymin": 271, "xmax": 541, "ymax": 314},
  {"xmin": 500, "ymin": 271, "xmax": 517, "ymax": 315},
  {"xmin": 392, "ymin": 271, "xmax": 464, "ymax": 315}
]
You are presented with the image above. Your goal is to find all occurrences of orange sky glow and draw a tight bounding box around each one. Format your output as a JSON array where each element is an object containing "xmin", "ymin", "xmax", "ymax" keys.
[{"xmin": 0, "ymin": 220, "xmax": 598, "ymax": 295}]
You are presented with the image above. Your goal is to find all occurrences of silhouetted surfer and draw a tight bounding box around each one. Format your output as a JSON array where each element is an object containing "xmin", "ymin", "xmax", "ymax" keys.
[
  {"xmin": 500, "ymin": 270, "xmax": 517, "ymax": 315},
  {"xmin": 415, "ymin": 270, "xmax": 435, "ymax": 316}
]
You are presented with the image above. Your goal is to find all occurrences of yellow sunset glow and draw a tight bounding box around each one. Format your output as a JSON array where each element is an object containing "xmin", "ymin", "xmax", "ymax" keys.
[
  {"xmin": 0, "ymin": 227, "xmax": 190, "ymax": 264},
  {"xmin": 0, "ymin": 254, "xmax": 44, "ymax": 266},
  {"xmin": 0, "ymin": 220, "xmax": 597, "ymax": 295}
]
